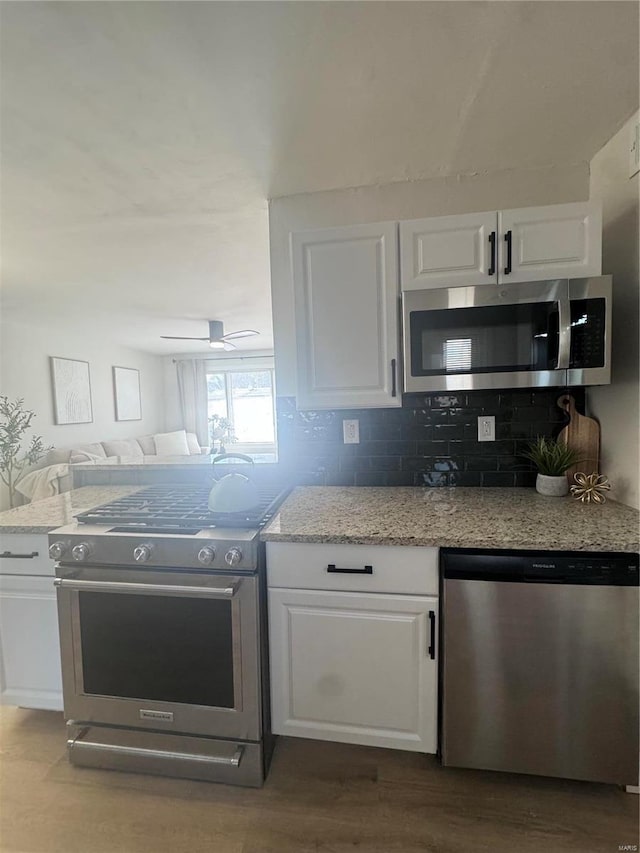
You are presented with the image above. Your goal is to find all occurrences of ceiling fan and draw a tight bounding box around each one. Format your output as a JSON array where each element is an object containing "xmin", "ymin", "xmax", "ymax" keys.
[{"xmin": 161, "ymin": 320, "xmax": 259, "ymax": 351}]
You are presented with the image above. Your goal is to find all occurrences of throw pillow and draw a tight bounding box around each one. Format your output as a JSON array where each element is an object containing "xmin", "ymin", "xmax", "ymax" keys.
[
  {"xmin": 69, "ymin": 451, "xmax": 106, "ymax": 464},
  {"xmin": 137, "ymin": 435, "xmax": 156, "ymax": 455},
  {"xmin": 185, "ymin": 432, "xmax": 202, "ymax": 455},
  {"xmin": 153, "ymin": 430, "xmax": 190, "ymax": 456},
  {"xmin": 70, "ymin": 442, "xmax": 107, "ymax": 460},
  {"xmin": 102, "ymin": 439, "xmax": 144, "ymax": 458}
]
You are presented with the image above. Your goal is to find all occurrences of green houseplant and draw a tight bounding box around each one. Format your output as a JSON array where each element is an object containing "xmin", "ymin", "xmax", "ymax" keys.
[
  {"xmin": 0, "ymin": 397, "xmax": 52, "ymax": 507},
  {"xmin": 209, "ymin": 414, "xmax": 236, "ymax": 455},
  {"xmin": 522, "ymin": 436, "xmax": 583, "ymax": 497}
]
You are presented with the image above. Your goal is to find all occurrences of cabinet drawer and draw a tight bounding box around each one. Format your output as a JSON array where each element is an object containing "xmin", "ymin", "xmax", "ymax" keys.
[
  {"xmin": 266, "ymin": 542, "xmax": 438, "ymax": 595},
  {"xmin": 0, "ymin": 534, "xmax": 53, "ymax": 577}
]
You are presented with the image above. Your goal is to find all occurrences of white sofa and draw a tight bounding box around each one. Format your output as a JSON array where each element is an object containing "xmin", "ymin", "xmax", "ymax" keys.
[{"xmin": 18, "ymin": 430, "xmax": 209, "ymax": 502}]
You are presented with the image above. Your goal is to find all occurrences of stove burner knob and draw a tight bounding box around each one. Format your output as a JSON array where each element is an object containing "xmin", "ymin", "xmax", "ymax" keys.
[
  {"xmin": 197, "ymin": 547, "xmax": 216, "ymax": 566},
  {"xmin": 225, "ymin": 547, "xmax": 243, "ymax": 567},
  {"xmin": 48, "ymin": 541, "xmax": 68, "ymax": 560},
  {"xmin": 133, "ymin": 544, "xmax": 152, "ymax": 564},
  {"xmin": 71, "ymin": 543, "xmax": 91, "ymax": 562}
]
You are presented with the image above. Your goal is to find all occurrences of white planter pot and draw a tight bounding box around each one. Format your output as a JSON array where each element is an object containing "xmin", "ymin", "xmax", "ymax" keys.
[{"xmin": 536, "ymin": 473, "xmax": 569, "ymax": 497}]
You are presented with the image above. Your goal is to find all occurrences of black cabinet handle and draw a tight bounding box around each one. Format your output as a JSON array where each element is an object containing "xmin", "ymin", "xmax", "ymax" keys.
[
  {"xmin": 504, "ymin": 230, "xmax": 512, "ymax": 275},
  {"xmin": 428, "ymin": 610, "xmax": 436, "ymax": 659},
  {"xmin": 0, "ymin": 551, "xmax": 39, "ymax": 559},
  {"xmin": 327, "ymin": 564, "xmax": 373, "ymax": 575},
  {"xmin": 391, "ymin": 359, "xmax": 397, "ymax": 397},
  {"xmin": 488, "ymin": 231, "xmax": 496, "ymax": 276}
]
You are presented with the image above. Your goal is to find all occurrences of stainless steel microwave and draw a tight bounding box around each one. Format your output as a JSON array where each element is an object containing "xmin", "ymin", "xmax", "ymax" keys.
[{"xmin": 402, "ymin": 276, "xmax": 611, "ymax": 393}]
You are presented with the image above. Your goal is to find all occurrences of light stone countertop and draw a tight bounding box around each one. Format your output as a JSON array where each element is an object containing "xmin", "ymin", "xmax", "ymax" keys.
[
  {"xmin": 0, "ymin": 486, "xmax": 143, "ymax": 533},
  {"xmin": 261, "ymin": 487, "xmax": 640, "ymax": 553}
]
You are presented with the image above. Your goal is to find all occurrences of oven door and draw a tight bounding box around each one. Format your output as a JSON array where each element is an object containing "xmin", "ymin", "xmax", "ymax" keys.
[
  {"xmin": 402, "ymin": 280, "xmax": 570, "ymax": 393},
  {"xmin": 55, "ymin": 566, "xmax": 260, "ymax": 740}
]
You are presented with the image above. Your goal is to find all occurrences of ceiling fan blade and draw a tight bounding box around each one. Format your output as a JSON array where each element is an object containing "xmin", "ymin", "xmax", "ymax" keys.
[
  {"xmin": 222, "ymin": 341, "xmax": 237, "ymax": 351},
  {"xmin": 220, "ymin": 329, "xmax": 259, "ymax": 341},
  {"xmin": 160, "ymin": 336, "xmax": 210, "ymax": 341}
]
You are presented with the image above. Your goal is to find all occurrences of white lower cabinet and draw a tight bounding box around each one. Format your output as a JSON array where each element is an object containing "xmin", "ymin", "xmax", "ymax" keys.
[
  {"xmin": 0, "ymin": 533, "xmax": 63, "ymax": 711},
  {"xmin": 269, "ymin": 587, "xmax": 438, "ymax": 753}
]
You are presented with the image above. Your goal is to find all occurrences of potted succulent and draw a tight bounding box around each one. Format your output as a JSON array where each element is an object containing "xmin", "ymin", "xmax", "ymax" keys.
[
  {"xmin": 522, "ymin": 436, "xmax": 583, "ymax": 497},
  {"xmin": 0, "ymin": 397, "xmax": 51, "ymax": 507}
]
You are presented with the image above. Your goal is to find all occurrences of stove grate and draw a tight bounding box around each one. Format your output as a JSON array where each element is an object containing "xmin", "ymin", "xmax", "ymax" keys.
[{"xmin": 75, "ymin": 484, "xmax": 289, "ymax": 529}]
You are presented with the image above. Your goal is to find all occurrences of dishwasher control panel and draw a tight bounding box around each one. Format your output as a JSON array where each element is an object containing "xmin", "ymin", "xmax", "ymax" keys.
[{"xmin": 441, "ymin": 548, "xmax": 639, "ymax": 585}]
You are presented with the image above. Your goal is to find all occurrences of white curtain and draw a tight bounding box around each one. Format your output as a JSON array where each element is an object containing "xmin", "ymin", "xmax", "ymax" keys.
[{"xmin": 175, "ymin": 359, "xmax": 209, "ymax": 447}]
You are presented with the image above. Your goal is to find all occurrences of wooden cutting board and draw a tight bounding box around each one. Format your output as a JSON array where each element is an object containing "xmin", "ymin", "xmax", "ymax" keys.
[{"xmin": 557, "ymin": 394, "xmax": 600, "ymax": 480}]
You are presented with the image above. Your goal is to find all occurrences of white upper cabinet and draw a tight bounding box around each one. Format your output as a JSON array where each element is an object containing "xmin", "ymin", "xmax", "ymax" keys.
[
  {"xmin": 291, "ymin": 222, "xmax": 401, "ymax": 410},
  {"xmin": 399, "ymin": 201, "xmax": 601, "ymax": 290},
  {"xmin": 400, "ymin": 211, "xmax": 498, "ymax": 290},
  {"xmin": 498, "ymin": 202, "xmax": 602, "ymax": 283}
]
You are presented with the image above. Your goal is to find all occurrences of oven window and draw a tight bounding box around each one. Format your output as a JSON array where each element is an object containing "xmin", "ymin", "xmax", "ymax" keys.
[
  {"xmin": 410, "ymin": 302, "xmax": 560, "ymax": 376},
  {"xmin": 78, "ymin": 592, "xmax": 235, "ymax": 708}
]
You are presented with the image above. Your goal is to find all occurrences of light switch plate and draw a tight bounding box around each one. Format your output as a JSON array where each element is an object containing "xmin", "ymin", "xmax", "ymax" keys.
[
  {"xmin": 343, "ymin": 419, "xmax": 360, "ymax": 444},
  {"xmin": 477, "ymin": 415, "xmax": 495, "ymax": 442}
]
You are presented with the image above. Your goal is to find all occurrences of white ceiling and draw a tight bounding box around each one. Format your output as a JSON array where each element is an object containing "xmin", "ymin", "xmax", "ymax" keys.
[{"xmin": 1, "ymin": 1, "xmax": 638, "ymax": 354}]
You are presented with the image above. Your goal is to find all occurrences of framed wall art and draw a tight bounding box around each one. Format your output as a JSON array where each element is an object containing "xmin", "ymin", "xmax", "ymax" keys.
[
  {"xmin": 50, "ymin": 357, "xmax": 93, "ymax": 425},
  {"xmin": 113, "ymin": 366, "xmax": 142, "ymax": 421}
]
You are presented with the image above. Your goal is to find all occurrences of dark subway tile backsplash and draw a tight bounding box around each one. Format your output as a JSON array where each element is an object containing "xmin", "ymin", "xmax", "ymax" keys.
[{"xmin": 277, "ymin": 388, "xmax": 585, "ymax": 488}]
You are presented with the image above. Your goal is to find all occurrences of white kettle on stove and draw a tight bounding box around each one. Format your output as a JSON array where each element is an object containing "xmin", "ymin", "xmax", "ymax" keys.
[{"xmin": 208, "ymin": 453, "xmax": 261, "ymax": 514}]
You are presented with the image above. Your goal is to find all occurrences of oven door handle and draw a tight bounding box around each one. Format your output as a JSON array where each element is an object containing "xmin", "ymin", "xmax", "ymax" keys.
[
  {"xmin": 53, "ymin": 578, "xmax": 241, "ymax": 598},
  {"xmin": 68, "ymin": 731, "xmax": 244, "ymax": 767}
]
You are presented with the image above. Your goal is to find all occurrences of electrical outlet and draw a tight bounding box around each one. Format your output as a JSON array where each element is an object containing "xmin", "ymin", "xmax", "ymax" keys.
[
  {"xmin": 477, "ymin": 415, "xmax": 495, "ymax": 442},
  {"xmin": 343, "ymin": 419, "xmax": 360, "ymax": 444}
]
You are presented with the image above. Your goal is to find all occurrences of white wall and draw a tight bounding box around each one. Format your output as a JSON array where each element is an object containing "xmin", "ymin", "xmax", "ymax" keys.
[
  {"xmin": 269, "ymin": 162, "xmax": 590, "ymax": 395},
  {"xmin": 163, "ymin": 350, "xmax": 276, "ymax": 433},
  {"xmin": 588, "ymin": 112, "xmax": 639, "ymax": 509},
  {"xmin": 0, "ymin": 318, "xmax": 165, "ymax": 508}
]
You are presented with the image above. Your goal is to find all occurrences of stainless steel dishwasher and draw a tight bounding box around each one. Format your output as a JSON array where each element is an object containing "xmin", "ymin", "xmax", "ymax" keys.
[{"xmin": 441, "ymin": 548, "xmax": 639, "ymax": 786}]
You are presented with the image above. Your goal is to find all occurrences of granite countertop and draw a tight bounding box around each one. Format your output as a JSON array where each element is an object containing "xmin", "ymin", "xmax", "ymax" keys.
[
  {"xmin": 0, "ymin": 486, "xmax": 142, "ymax": 533},
  {"xmin": 261, "ymin": 486, "xmax": 640, "ymax": 552}
]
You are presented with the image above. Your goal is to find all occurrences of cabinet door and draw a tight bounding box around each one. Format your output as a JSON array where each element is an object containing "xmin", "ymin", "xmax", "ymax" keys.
[
  {"xmin": 400, "ymin": 211, "xmax": 498, "ymax": 290},
  {"xmin": 269, "ymin": 587, "xmax": 438, "ymax": 752},
  {"xmin": 291, "ymin": 222, "xmax": 400, "ymax": 409},
  {"xmin": 499, "ymin": 201, "xmax": 602, "ymax": 283},
  {"xmin": 0, "ymin": 574, "xmax": 63, "ymax": 711}
]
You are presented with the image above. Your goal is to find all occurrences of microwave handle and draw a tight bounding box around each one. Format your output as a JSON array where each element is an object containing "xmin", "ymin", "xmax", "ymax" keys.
[{"xmin": 557, "ymin": 292, "xmax": 571, "ymax": 370}]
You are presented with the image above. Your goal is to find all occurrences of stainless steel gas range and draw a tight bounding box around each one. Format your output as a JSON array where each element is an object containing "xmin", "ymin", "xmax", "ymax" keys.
[{"xmin": 47, "ymin": 485, "xmax": 288, "ymax": 788}]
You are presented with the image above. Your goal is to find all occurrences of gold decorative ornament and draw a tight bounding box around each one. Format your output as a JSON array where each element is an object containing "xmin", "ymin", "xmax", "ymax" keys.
[{"xmin": 570, "ymin": 472, "xmax": 612, "ymax": 504}]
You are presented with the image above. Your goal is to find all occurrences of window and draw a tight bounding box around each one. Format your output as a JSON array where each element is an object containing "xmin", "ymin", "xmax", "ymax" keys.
[
  {"xmin": 206, "ymin": 369, "xmax": 276, "ymax": 454},
  {"xmin": 443, "ymin": 338, "xmax": 472, "ymax": 372}
]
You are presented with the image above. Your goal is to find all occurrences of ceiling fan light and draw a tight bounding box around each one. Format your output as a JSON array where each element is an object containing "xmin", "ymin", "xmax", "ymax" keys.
[{"xmin": 209, "ymin": 340, "xmax": 225, "ymax": 350}]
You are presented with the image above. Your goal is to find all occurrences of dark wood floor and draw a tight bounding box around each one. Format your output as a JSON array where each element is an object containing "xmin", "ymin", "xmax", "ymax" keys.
[{"xmin": 0, "ymin": 707, "xmax": 637, "ymax": 853}]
